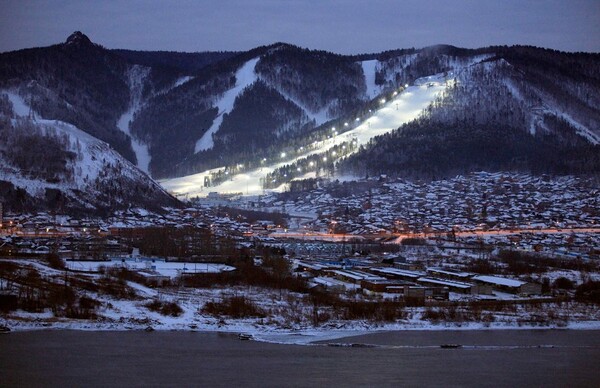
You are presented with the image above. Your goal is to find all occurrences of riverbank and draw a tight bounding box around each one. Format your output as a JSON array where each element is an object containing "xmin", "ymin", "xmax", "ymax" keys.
[
  {"xmin": 3, "ymin": 311, "xmax": 600, "ymax": 345},
  {"xmin": 3, "ymin": 257, "xmax": 600, "ymax": 345}
]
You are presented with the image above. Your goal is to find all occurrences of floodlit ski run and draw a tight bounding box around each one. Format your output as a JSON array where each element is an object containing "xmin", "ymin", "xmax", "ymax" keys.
[{"xmin": 161, "ymin": 74, "xmax": 451, "ymax": 198}]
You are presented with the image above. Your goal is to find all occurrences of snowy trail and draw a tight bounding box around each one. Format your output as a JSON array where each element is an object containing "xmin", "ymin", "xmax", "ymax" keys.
[
  {"xmin": 194, "ymin": 58, "xmax": 260, "ymax": 153},
  {"xmin": 117, "ymin": 112, "xmax": 152, "ymax": 174},
  {"xmin": 117, "ymin": 65, "xmax": 152, "ymax": 173},
  {"xmin": 361, "ymin": 59, "xmax": 380, "ymax": 99},
  {"xmin": 161, "ymin": 74, "xmax": 450, "ymax": 198}
]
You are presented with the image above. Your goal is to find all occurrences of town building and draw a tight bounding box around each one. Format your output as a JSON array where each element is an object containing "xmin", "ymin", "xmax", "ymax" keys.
[{"xmin": 471, "ymin": 275, "xmax": 542, "ymax": 295}]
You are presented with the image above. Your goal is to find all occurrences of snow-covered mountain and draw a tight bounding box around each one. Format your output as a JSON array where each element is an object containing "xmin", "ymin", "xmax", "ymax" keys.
[
  {"xmin": 1, "ymin": 33, "xmax": 599, "ymax": 204},
  {"xmin": 129, "ymin": 43, "xmax": 372, "ymax": 178},
  {"xmin": 340, "ymin": 47, "xmax": 600, "ymax": 179},
  {"xmin": 130, "ymin": 43, "xmax": 600, "ymax": 181},
  {"xmin": 0, "ymin": 90, "xmax": 178, "ymax": 214}
]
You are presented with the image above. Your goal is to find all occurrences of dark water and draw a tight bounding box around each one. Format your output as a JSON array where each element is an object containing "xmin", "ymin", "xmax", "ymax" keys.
[{"xmin": 1, "ymin": 330, "xmax": 599, "ymax": 387}]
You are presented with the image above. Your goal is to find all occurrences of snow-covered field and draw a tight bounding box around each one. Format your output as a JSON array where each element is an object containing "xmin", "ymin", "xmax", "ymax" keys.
[{"xmin": 161, "ymin": 73, "xmax": 451, "ymax": 198}]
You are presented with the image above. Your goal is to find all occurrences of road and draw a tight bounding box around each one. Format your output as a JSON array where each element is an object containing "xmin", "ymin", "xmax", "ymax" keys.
[{"xmin": 270, "ymin": 227, "xmax": 600, "ymax": 242}]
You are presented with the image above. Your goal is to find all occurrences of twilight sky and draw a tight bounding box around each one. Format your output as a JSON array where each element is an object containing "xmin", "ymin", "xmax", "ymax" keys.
[{"xmin": 1, "ymin": 0, "xmax": 598, "ymax": 54}]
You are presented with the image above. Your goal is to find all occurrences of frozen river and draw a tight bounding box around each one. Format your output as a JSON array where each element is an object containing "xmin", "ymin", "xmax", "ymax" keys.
[{"xmin": 1, "ymin": 329, "xmax": 599, "ymax": 387}]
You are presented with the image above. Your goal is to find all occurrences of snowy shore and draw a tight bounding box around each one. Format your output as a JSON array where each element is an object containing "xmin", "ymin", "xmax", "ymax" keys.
[{"xmin": 4, "ymin": 314, "xmax": 600, "ymax": 346}]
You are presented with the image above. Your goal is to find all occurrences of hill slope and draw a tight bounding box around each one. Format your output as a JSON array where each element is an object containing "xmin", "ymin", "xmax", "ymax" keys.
[
  {"xmin": 340, "ymin": 47, "xmax": 600, "ymax": 179},
  {"xmin": 0, "ymin": 90, "xmax": 179, "ymax": 214}
]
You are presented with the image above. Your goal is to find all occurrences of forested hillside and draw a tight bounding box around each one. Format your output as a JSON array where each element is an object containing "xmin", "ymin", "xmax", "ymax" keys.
[
  {"xmin": 340, "ymin": 47, "xmax": 600, "ymax": 179},
  {"xmin": 0, "ymin": 32, "xmax": 136, "ymax": 161}
]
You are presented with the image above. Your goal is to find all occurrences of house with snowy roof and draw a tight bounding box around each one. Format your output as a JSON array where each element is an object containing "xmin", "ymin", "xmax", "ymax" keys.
[
  {"xmin": 417, "ymin": 277, "xmax": 487, "ymax": 294},
  {"xmin": 471, "ymin": 275, "xmax": 542, "ymax": 295}
]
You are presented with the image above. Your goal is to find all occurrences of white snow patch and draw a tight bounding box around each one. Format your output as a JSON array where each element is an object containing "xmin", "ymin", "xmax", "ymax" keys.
[
  {"xmin": 195, "ymin": 58, "xmax": 260, "ymax": 153},
  {"xmin": 361, "ymin": 59, "xmax": 380, "ymax": 99},
  {"xmin": 38, "ymin": 119, "xmax": 123, "ymax": 189},
  {"xmin": 503, "ymin": 79, "xmax": 525, "ymax": 103},
  {"xmin": 173, "ymin": 76, "xmax": 193, "ymax": 88},
  {"xmin": 0, "ymin": 117, "xmax": 118, "ymax": 198},
  {"xmin": 3, "ymin": 91, "xmax": 32, "ymax": 117},
  {"xmin": 1, "ymin": 86, "xmax": 168, "ymax": 204},
  {"xmin": 502, "ymin": 79, "xmax": 540, "ymax": 135},
  {"xmin": 558, "ymin": 112, "xmax": 600, "ymax": 145}
]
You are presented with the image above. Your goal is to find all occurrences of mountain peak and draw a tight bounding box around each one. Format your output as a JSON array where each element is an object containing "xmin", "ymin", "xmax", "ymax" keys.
[{"xmin": 65, "ymin": 31, "xmax": 93, "ymax": 47}]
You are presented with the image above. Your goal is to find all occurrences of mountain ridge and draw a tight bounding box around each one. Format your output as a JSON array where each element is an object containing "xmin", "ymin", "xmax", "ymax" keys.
[{"xmin": 1, "ymin": 32, "xmax": 599, "ymax": 210}]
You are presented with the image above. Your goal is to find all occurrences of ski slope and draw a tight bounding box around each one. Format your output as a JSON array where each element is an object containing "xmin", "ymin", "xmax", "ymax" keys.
[
  {"xmin": 161, "ymin": 74, "xmax": 451, "ymax": 198},
  {"xmin": 361, "ymin": 59, "xmax": 381, "ymax": 99},
  {"xmin": 117, "ymin": 65, "xmax": 152, "ymax": 173},
  {"xmin": 194, "ymin": 58, "xmax": 260, "ymax": 153}
]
